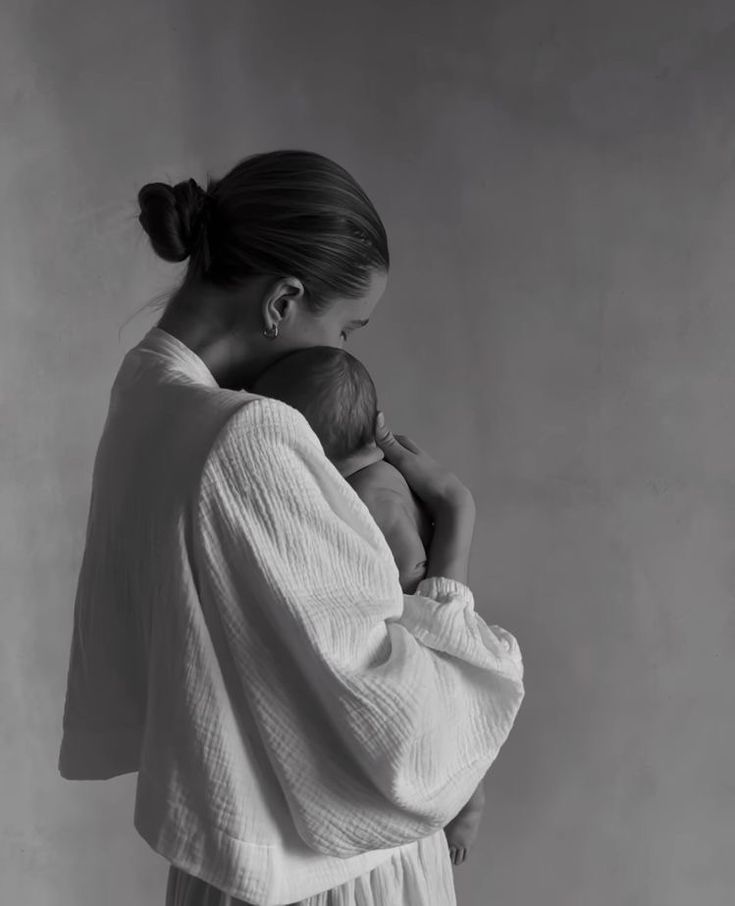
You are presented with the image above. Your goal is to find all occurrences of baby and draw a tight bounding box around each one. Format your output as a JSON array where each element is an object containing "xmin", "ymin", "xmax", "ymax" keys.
[{"xmin": 251, "ymin": 346, "xmax": 486, "ymax": 866}]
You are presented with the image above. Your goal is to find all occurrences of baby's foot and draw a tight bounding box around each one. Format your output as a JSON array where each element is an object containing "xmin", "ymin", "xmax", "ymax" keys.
[
  {"xmin": 447, "ymin": 842, "xmax": 467, "ymax": 866},
  {"xmin": 444, "ymin": 807, "xmax": 483, "ymax": 866}
]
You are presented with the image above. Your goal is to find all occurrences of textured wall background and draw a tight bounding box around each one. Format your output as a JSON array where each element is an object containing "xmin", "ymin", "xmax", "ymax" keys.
[{"xmin": 3, "ymin": 2, "xmax": 735, "ymax": 904}]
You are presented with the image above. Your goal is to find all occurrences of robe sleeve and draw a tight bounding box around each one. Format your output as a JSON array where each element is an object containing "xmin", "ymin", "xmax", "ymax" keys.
[{"xmin": 196, "ymin": 397, "xmax": 524, "ymax": 858}]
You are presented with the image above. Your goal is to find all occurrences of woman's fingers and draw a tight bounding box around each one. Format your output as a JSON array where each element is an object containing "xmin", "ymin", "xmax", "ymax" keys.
[
  {"xmin": 374, "ymin": 413, "xmax": 408, "ymax": 463},
  {"xmin": 374, "ymin": 412, "xmax": 424, "ymax": 457},
  {"xmin": 374, "ymin": 411, "xmax": 392, "ymax": 447},
  {"xmin": 374, "ymin": 410, "xmax": 472, "ymax": 512},
  {"xmin": 392, "ymin": 433, "xmax": 422, "ymax": 454}
]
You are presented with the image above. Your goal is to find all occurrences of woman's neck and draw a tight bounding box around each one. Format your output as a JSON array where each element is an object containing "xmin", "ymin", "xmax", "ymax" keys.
[{"xmin": 157, "ymin": 284, "xmax": 260, "ymax": 389}]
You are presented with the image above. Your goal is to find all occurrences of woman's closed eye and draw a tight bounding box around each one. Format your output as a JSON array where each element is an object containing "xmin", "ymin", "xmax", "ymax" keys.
[{"xmin": 341, "ymin": 318, "xmax": 370, "ymax": 343}]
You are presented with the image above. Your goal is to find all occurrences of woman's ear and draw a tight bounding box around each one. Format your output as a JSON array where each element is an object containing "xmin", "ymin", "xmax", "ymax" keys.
[{"xmin": 262, "ymin": 277, "xmax": 305, "ymax": 330}]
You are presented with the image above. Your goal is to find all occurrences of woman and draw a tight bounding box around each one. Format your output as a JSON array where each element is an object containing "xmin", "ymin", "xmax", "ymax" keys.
[{"xmin": 58, "ymin": 150, "xmax": 524, "ymax": 906}]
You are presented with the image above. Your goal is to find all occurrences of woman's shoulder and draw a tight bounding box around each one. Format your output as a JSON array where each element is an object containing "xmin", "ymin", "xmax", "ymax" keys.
[
  {"xmin": 211, "ymin": 394, "xmax": 323, "ymax": 467},
  {"xmin": 229, "ymin": 392, "xmax": 311, "ymax": 432}
]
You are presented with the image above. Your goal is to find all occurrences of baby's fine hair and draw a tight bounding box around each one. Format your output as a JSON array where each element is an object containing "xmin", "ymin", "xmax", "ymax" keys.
[{"xmin": 251, "ymin": 346, "xmax": 378, "ymax": 460}]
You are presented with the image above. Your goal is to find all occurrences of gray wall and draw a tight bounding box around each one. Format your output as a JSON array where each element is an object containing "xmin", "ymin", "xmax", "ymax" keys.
[{"xmin": 3, "ymin": 2, "xmax": 734, "ymax": 904}]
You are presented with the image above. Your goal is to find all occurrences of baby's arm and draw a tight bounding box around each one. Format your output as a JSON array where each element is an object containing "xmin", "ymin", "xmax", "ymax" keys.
[
  {"xmin": 367, "ymin": 491, "xmax": 429, "ymax": 594},
  {"xmin": 345, "ymin": 459, "xmax": 430, "ymax": 593}
]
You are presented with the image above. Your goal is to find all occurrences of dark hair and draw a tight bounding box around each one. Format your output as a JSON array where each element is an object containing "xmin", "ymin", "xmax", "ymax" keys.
[
  {"xmin": 137, "ymin": 150, "xmax": 389, "ymax": 311},
  {"xmin": 251, "ymin": 346, "xmax": 378, "ymax": 460}
]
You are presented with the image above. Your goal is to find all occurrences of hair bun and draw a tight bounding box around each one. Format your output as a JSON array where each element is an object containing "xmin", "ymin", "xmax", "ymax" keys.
[{"xmin": 138, "ymin": 178, "xmax": 209, "ymax": 263}]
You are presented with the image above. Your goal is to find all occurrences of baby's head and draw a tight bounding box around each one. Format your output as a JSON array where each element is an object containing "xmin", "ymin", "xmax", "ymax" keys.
[{"xmin": 251, "ymin": 346, "xmax": 378, "ymax": 465}]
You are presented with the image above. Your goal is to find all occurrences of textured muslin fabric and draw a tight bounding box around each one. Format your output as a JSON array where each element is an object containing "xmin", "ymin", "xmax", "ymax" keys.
[
  {"xmin": 58, "ymin": 327, "xmax": 524, "ymax": 905},
  {"xmin": 165, "ymin": 830, "xmax": 456, "ymax": 906}
]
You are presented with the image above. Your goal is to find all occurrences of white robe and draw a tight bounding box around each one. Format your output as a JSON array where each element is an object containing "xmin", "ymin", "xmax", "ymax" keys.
[{"xmin": 58, "ymin": 328, "xmax": 524, "ymax": 906}]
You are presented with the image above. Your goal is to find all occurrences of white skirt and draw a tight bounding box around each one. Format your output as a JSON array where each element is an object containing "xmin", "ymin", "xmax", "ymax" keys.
[{"xmin": 165, "ymin": 830, "xmax": 457, "ymax": 906}]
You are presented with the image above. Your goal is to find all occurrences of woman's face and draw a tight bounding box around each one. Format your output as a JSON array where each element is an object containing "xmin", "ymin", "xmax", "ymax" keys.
[
  {"xmin": 285, "ymin": 269, "xmax": 388, "ymax": 351},
  {"xmin": 232, "ymin": 269, "xmax": 388, "ymax": 389}
]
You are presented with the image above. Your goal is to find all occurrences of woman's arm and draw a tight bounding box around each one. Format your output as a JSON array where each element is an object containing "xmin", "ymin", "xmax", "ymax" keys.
[
  {"xmin": 372, "ymin": 416, "xmax": 479, "ymax": 584},
  {"xmin": 426, "ymin": 497, "xmax": 476, "ymax": 585},
  {"xmin": 199, "ymin": 398, "xmax": 524, "ymax": 858}
]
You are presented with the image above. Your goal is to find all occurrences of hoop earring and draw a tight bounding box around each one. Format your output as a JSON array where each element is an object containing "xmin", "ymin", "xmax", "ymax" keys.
[{"xmin": 263, "ymin": 324, "xmax": 279, "ymax": 339}]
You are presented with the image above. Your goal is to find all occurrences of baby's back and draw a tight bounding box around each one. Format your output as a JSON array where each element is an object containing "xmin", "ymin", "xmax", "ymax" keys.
[{"xmin": 347, "ymin": 460, "xmax": 433, "ymax": 592}]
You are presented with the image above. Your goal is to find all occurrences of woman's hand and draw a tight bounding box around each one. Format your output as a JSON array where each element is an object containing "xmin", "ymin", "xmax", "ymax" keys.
[
  {"xmin": 374, "ymin": 412, "xmax": 475, "ymax": 516},
  {"xmin": 375, "ymin": 411, "xmax": 476, "ymax": 585}
]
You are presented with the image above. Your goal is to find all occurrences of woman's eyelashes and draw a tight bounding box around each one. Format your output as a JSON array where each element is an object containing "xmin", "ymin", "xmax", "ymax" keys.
[{"xmin": 341, "ymin": 319, "xmax": 369, "ymax": 343}]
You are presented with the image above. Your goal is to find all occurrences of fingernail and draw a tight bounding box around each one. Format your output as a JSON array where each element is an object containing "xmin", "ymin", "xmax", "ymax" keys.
[{"xmin": 376, "ymin": 411, "xmax": 385, "ymax": 429}]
